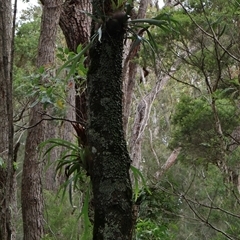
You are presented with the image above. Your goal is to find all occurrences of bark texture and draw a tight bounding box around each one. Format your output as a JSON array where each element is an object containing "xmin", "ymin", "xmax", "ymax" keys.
[
  {"xmin": 59, "ymin": 0, "xmax": 91, "ymax": 124},
  {"xmin": 59, "ymin": 0, "xmax": 91, "ymax": 52},
  {"xmin": 21, "ymin": 1, "xmax": 62, "ymax": 239},
  {"xmin": 41, "ymin": 0, "xmax": 91, "ymax": 191},
  {"xmin": 0, "ymin": 0, "xmax": 16, "ymax": 239},
  {"xmin": 87, "ymin": 1, "xmax": 133, "ymax": 238}
]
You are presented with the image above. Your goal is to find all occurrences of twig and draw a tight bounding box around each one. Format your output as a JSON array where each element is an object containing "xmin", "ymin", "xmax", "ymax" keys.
[
  {"xmin": 182, "ymin": 194, "xmax": 236, "ymax": 240},
  {"xmin": 178, "ymin": 1, "xmax": 240, "ymax": 63},
  {"xmin": 14, "ymin": 111, "xmax": 80, "ymax": 130}
]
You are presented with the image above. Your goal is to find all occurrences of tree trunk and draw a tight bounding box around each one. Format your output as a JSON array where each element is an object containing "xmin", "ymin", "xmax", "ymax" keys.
[
  {"xmin": 87, "ymin": 1, "xmax": 133, "ymax": 238},
  {"xmin": 122, "ymin": 0, "xmax": 150, "ymax": 133},
  {"xmin": 59, "ymin": 0, "xmax": 91, "ymax": 52},
  {"xmin": 59, "ymin": 0, "xmax": 91, "ymax": 124},
  {"xmin": 0, "ymin": 0, "xmax": 16, "ymax": 239},
  {"xmin": 41, "ymin": 0, "xmax": 91, "ymax": 191},
  {"xmin": 21, "ymin": 1, "xmax": 62, "ymax": 239}
]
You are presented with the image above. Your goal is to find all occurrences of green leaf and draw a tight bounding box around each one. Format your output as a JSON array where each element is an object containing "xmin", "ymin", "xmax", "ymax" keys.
[
  {"xmin": 142, "ymin": 37, "xmax": 156, "ymax": 56},
  {"xmin": 110, "ymin": 0, "xmax": 117, "ymax": 10},
  {"xmin": 129, "ymin": 35, "xmax": 142, "ymax": 54},
  {"xmin": 219, "ymin": 24, "xmax": 226, "ymax": 37},
  {"xmin": 0, "ymin": 157, "xmax": 4, "ymax": 167},
  {"xmin": 68, "ymin": 180, "xmax": 73, "ymax": 206},
  {"xmin": 57, "ymin": 47, "xmax": 64, "ymax": 52},
  {"xmin": 98, "ymin": 26, "xmax": 102, "ymax": 42},
  {"xmin": 56, "ymin": 42, "xmax": 92, "ymax": 80},
  {"xmin": 130, "ymin": 165, "xmax": 150, "ymax": 201},
  {"xmin": 38, "ymin": 65, "xmax": 45, "ymax": 74},
  {"xmin": 64, "ymin": 48, "xmax": 69, "ymax": 54},
  {"xmin": 80, "ymin": 188, "xmax": 92, "ymax": 240},
  {"xmin": 145, "ymin": 29, "xmax": 158, "ymax": 52}
]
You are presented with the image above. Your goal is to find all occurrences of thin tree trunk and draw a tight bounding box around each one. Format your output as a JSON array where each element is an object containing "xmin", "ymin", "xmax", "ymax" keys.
[
  {"xmin": 122, "ymin": 0, "xmax": 150, "ymax": 133},
  {"xmin": 155, "ymin": 147, "xmax": 181, "ymax": 179},
  {"xmin": 21, "ymin": 1, "xmax": 62, "ymax": 239},
  {"xmin": 130, "ymin": 54, "xmax": 187, "ymax": 169},
  {"xmin": 0, "ymin": 0, "xmax": 16, "ymax": 239}
]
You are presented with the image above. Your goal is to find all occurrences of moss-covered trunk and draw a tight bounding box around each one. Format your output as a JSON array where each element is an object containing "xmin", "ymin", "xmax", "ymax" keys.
[{"xmin": 87, "ymin": 1, "xmax": 133, "ymax": 239}]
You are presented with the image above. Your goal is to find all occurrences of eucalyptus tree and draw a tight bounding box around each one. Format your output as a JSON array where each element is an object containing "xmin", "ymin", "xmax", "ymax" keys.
[
  {"xmin": 155, "ymin": 0, "xmax": 240, "ymax": 238},
  {"xmin": 59, "ymin": 0, "xmax": 91, "ymax": 125},
  {"xmin": 0, "ymin": 0, "xmax": 16, "ymax": 239},
  {"xmin": 21, "ymin": 1, "xmax": 62, "ymax": 239},
  {"xmin": 169, "ymin": 0, "xmax": 240, "ymax": 188}
]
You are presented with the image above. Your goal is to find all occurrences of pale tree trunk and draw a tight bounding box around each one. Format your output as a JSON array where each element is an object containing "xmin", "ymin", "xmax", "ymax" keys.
[
  {"xmin": 155, "ymin": 147, "xmax": 181, "ymax": 179},
  {"xmin": 121, "ymin": 0, "xmax": 180, "ymax": 178},
  {"xmin": 0, "ymin": 0, "xmax": 16, "ymax": 239},
  {"xmin": 122, "ymin": 0, "xmax": 150, "ymax": 133},
  {"xmin": 127, "ymin": 0, "xmax": 185, "ymax": 172},
  {"xmin": 130, "ymin": 54, "xmax": 187, "ymax": 170},
  {"xmin": 21, "ymin": 1, "xmax": 62, "ymax": 239},
  {"xmin": 130, "ymin": 78, "xmax": 167, "ymax": 169}
]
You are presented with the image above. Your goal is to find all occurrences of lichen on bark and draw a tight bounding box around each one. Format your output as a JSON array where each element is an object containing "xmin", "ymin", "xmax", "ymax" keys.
[{"xmin": 87, "ymin": 0, "xmax": 133, "ymax": 238}]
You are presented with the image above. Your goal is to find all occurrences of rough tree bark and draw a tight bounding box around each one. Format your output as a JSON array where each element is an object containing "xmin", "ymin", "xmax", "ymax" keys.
[
  {"xmin": 87, "ymin": 0, "xmax": 133, "ymax": 238},
  {"xmin": 59, "ymin": 0, "xmax": 91, "ymax": 124},
  {"xmin": 21, "ymin": 1, "xmax": 62, "ymax": 239},
  {"xmin": 58, "ymin": 0, "xmax": 92, "ymax": 232},
  {"xmin": 0, "ymin": 0, "xmax": 16, "ymax": 239},
  {"xmin": 39, "ymin": 0, "xmax": 91, "ymax": 191},
  {"xmin": 60, "ymin": 0, "xmax": 91, "ymax": 52}
]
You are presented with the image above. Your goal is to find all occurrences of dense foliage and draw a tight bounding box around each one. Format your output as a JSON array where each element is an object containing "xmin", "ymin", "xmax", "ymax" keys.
[
  {"xmin": 10, "ymin": 0, "xmax": 240, "ymax": 239},
  {"xmin": 171, "ymin": 95, "xmax": 240, "ymax": 165}
]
